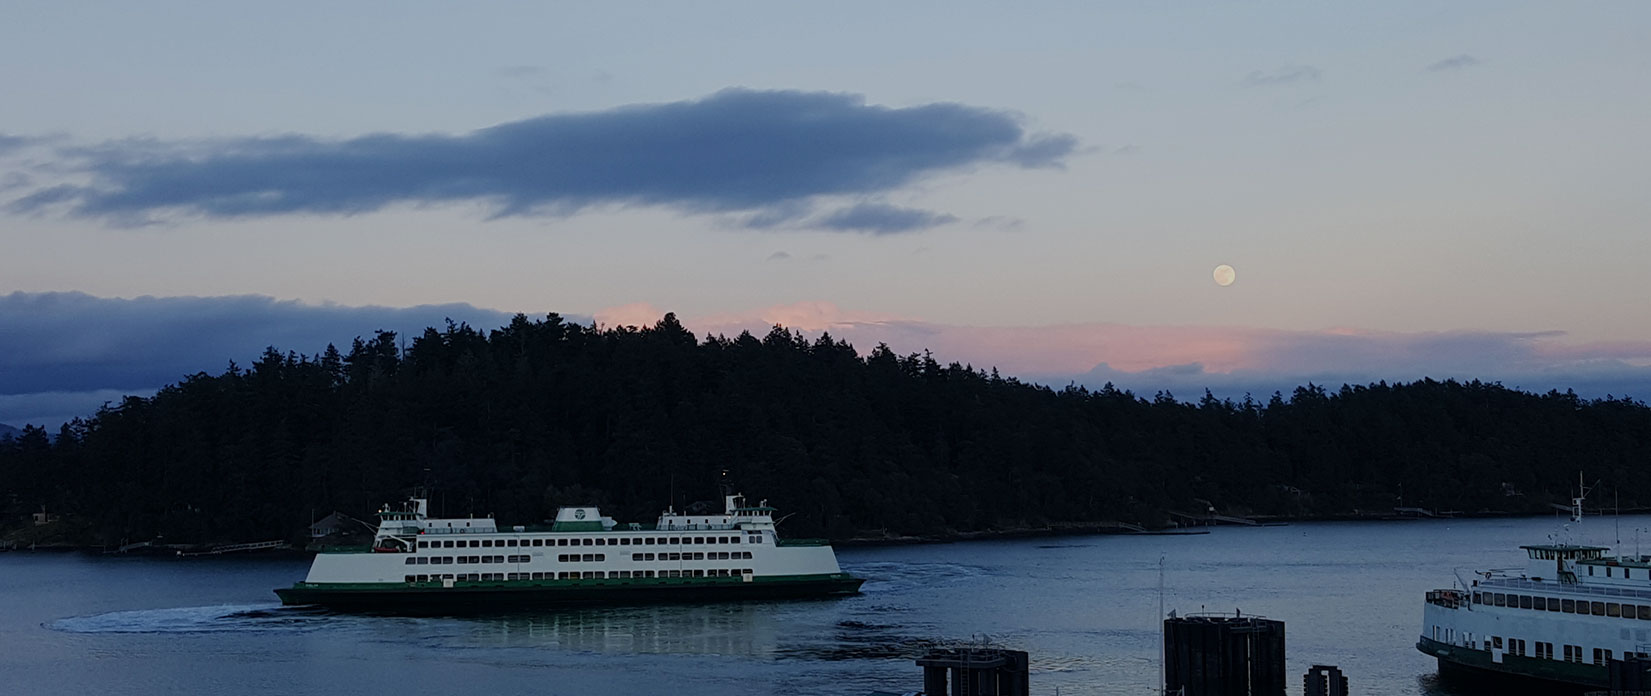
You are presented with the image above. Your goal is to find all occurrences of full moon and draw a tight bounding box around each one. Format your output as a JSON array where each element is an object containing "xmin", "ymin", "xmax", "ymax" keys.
[{"xmin": 1213, "ymin": 264, "xmax": 1236, "ymax": 287}]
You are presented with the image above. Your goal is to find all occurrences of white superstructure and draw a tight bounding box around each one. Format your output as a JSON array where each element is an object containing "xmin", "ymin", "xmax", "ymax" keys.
[{"xmin": 300, "ymin": 492, "xmax": 846, "ymax": 587}]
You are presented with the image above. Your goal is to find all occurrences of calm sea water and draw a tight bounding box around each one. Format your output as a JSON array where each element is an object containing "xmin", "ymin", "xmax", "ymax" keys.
[{"xmin": 5, "ymin": 514, "xmax": 1641, "ymax": 695}]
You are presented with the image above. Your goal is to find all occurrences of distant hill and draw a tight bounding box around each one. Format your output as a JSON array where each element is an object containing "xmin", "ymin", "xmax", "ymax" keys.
[{"xmin": 0, "ymin": 423, "xmax": 21, "ymax": 440}]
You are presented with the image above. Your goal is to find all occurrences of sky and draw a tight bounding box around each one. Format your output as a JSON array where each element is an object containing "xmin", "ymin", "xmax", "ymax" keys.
[{"xmin": 4, "ymin": 2, "xmax": 1651, "ymax": 427}]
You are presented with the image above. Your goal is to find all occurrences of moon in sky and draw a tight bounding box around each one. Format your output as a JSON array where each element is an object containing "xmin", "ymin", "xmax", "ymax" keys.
[{"xmin": 1213, "ymin": 264, "xmax": 1236, "ymax": 287}]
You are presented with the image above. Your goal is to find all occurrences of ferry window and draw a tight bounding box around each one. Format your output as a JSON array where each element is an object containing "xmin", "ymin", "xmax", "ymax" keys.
[
  {"xmin": 444, "ymin": 540, "xmax": 454, "ymax": 548},
  {"xmin": 405, "ymin": 575, "xmax": 416, "ymax": 583},
  {"xmin": 669, "ymin": 537, "xmax": 680, "ymax": 544},
  {"xmin": 744, "ymin": 551, "xmax": 753, "ymax": 559},
  {"xmin": 619, "ymin": 538, "xmax": 629, "ymax": 546},
  {"xmin": 1531, "ymin": 596, "xmax": 1545, "ymax": 610},
  {"xmin": 1472, "ymin": 592, "xmax": 1482, "ymax": 604},
  {"xmin": 1493, "ymin": 593, "xmax": 1505, "ymax": 607},
  {"xmin": 1590, "ymin": 566, "xmax": 1596, "ymax": 576},
  {"xmin": 1593, "ymin": 602, "xmax": 1607, "ymax": 616},
  {"xmin": 557, "ymin": 554, "xmax": 568, "ymax": 562},
  {"xmin": 644, "ymin": 538, "xmax": 655, "ymax": 545},
  {"xmin": 457, "ymin": 557, "xmax": 469, "ymax": 564},
  {"xmin": 597, "ymin": 554, "xmax": 606, "ymax": 561},
  {"xmin": 693, "ymin": 537, "xmax": 704, "ymax": 544},
  {"xmin": 507, "ymin": 540, "xmax": 517, "ymax": 547},
  {"xmin": 1563, "ymin": 599, "xmax": 1576, "ymax": 612},
  {"xmin": 1640, "ymin": 606, "xmax": 1651, "ymax": 620},
  {"xmin": 633, "ymin": 553, "xmax": 644, "ymax": 561},
  {"xmin": 471, "ymin": 540, "xmax": 481, "ymax": 548},
  {"xmin": 482, "ymin": 540, "xmax": 492, "ymax": 548},
  {"xmin": 753, "ymin": 536, "xmax": 763, "ymax": 544},
  {"xmin": 1492, "ymin": 637, "xmax": 1502, "ymax": 649},
  {"xmin": 1519, "ymin": 595, "xmax": 1533, "ymax": 609},
  {"xmin": 1608, "ymin": 567, "xmax": 1615, "ymax": 578},
  {"xmin": 406, "ymin": 557, "xmax": 416, "ymax": 565},
  {"xmin": 583, "ymin": 538, "xmax": 593, "ymax": 546},
  {"xmin": 418, "ymin": 541, "xmax": 428, "ymax": 549},
  {"xmin": 595, "ymin": 539, "xmax": 605, "ymax": 546},
  {"xmin": 730, "ymin": 537, "xmax": 740, "ymax": 544},
  {"xmin": 1547, "ymin": 598, "xmax": 1559, "ymax": 612}
]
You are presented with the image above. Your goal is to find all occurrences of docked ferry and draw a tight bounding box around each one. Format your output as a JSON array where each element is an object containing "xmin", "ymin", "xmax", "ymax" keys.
[
  {"xmin": 275, "ymin": 491, "xmax": 863, "ymax": 610},
  {"xmin": 1418, "ymin": 485, "xmax": 1651, "ymax": 690}
]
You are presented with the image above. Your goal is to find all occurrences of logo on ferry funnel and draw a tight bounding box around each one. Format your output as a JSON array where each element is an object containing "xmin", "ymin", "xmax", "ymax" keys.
[{"xmin": 575, "ymin": 509, "xmax": 586, "ymax": 520}]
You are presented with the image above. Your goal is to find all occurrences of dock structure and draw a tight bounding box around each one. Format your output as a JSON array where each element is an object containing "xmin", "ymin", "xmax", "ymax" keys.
[
  {"xmin": 1304, "ymin": 664, "xmax": 1349, "ymax": 696},
  {"xmin": 177, "ymin": 540, "xmax": 288, "ymax": 557},
  {"xmin": 914, "ymin": 647, "xmax": 1029, "ymax": 696},
  {"xmin": 1164, "ymin": 613, "xmax": 1286, "ymax": 696},
  {"xmin": 1167, "ymin": 510, "xmax": 1262, "ymax": 527}
]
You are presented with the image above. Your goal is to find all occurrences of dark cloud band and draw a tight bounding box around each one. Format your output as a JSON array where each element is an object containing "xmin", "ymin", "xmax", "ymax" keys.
[
  {"xmin": 5, "ymin": 89, "xmax": 1076, "ymax": 233},
  {"xmin": 0, "ymin": 291, "xmax": 534, "ymax": 396}
]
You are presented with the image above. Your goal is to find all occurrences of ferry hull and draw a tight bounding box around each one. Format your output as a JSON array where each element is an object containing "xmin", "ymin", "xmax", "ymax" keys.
[
  {"xmin": 275, "ymin": 573, "xmax": 864, "ymax": 612},
  {"xmin": 1416, "ymin": 636, "xmax": 1604, "ymax": 694}
]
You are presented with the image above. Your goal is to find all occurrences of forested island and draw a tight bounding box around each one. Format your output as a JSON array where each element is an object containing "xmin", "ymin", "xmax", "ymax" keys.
[{"xmin": 3, "ymin": 312, "xmax": 1650, "ymax": 548}]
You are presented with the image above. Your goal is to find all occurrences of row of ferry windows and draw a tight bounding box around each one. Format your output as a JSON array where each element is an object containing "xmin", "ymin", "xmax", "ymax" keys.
[
  {"xmin": 1474, "ymin": 591, "xmax": 1651, "ymax": 619},
  {"xmin": 406, "ymin": 555, "xmax": 534, "ymax": 565},
  {"xmin": 633, "ymin": 552, "xmax": 752, "ymax": 562},
  {"xmin": 416, "ymin": 535, "xmax": 756, "ymax": 550},
  {"xmin": 1486, "ymin": 636, "xmax": 1637, "ymax": 666},
  {"xmin": 404, "ymin": 569, "xmax": 755, "ymax": 582}
]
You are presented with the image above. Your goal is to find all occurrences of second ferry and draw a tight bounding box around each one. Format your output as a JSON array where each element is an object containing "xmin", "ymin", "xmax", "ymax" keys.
[
  {"xmin": 1418, "ymin": 478, "xmax": 1651, "ymax": 690},
  {"xmin": 276, "ymin": 490, "xmax": 864, "ymax": 610}
]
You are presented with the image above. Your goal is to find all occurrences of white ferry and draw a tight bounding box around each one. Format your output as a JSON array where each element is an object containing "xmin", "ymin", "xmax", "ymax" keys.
[
  {"xmin": 1418, "ymin": 482, "xmax": 1649, "ymax": 690},
  {"xmin": 275, "ymin": 491, "xmax": 863, "ymax": 610}
]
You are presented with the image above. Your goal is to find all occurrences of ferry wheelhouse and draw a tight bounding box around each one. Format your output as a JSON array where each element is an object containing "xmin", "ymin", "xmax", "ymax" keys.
[
  {"xmin": 275, "ymin": 492, "xmax": 863, "ymax": 610},
  {"xmin": 1418, "ymin": 485, "xmax": 1651, "ymax": 689}
]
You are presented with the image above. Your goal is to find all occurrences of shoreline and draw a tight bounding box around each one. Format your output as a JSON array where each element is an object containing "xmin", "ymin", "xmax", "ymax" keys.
[{"xmin": 7, "ymin": 506, "xmax": 1647, "ymax": 555}]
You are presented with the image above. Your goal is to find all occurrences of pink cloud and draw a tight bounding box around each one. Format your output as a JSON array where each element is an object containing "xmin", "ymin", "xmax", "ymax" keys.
[{"xmin": 595, "ymin": 301, "xmax": 1651, "ymax": 398}]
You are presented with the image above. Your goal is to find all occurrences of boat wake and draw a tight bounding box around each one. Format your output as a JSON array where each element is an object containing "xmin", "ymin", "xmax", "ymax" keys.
[{"xmin": 47, "ymin": 603, "xmax": 334, "ymax": 634}]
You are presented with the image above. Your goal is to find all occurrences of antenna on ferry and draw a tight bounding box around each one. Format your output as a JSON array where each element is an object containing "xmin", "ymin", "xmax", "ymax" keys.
[
  {"xmin": 1572, "ymin": 472, "xmax": 1589, "ymax": 524},
  {"xmin": 1158, "ymin": 553, "xmax": 1167, "ymax": 696}
]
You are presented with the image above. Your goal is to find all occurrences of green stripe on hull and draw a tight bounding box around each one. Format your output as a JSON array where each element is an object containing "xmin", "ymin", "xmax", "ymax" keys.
[
  {"xmin": 275, "ymin": 573, "xmax": 864, "ymax": 611},
  {"xmin": 1416, "ymin": 636, "xmax": 1606, "ymax": 690}
]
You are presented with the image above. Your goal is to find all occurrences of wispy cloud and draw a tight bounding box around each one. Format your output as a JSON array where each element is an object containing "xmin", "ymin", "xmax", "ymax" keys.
[
  {"xmin": 494, "ymin": 65, "xmax": 545, "ymax": 79},
  {"xmin": 1242, "ymin": 65, "xmax": 1322, "ymax": 87},
  {"xmin": 1426, "ymin": 54, "xmax": 1480, "ymax": 72},
  {"xmin": 4, "ymin": 89, "xmax": 1076, "ymax": 232},
  {"xmin": 815, "ymin": 203, "xmax": 958, "ymax": 235}
]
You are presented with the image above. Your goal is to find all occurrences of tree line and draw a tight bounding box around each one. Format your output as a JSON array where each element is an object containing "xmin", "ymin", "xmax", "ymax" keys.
[{"xmin": 3, "ymin": 312, "xmax": 1649, "ymax": 545}]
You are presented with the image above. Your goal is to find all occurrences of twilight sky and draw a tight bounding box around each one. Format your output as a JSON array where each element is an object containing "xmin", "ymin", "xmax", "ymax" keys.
[{"xmin": 4, "ymin": 2, "xmax": 1651, "ymax": 427}]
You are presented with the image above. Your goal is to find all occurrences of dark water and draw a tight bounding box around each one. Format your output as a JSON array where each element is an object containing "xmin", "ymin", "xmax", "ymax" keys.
[{"xmin": 5, "ymin": 514, "xmax": 1639, "ymax": 695}]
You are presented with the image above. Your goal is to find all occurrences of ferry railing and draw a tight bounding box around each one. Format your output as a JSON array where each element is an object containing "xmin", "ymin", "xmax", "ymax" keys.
[{"xmin": 1481, "ymin": 576, "xmax": 1651, "ymax": 601}]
